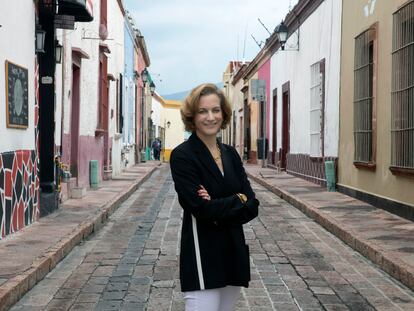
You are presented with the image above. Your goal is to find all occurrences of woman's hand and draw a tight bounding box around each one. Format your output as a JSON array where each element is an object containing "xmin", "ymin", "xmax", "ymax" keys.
[{"xmin": 197, "ymin": 185, "xmax": 211, "ymax": 201}]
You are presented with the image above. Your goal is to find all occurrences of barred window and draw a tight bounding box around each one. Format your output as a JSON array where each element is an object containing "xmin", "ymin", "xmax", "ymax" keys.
[
  {"xmin": 310, "ymin": 60, "xmax": 325, "ymax": 157},
  {"xmin": 391, "ymin": 1, "xmax": 414, "ymax": 170},
  {"xmin": 354, "ymin": 27, "xmax": 376, "ymax": 164}
]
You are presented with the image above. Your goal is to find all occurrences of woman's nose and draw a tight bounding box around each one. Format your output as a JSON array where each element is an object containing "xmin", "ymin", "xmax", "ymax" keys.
[{"xmin": 207, "ymin": 111, "xmax": 214, "ymax": 120}]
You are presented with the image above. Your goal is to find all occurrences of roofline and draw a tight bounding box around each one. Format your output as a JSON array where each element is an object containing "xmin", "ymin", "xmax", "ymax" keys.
[
  {"xmin": 117, "ymin": 0, "xmax": 126, "ymax": 16},
  {"xmin": 164, "ymin": 100, "xmax": 182, "ymax": 109},
  {"xmin": 153, "ymin": 92, "xmax": 166, "ymax": 106},
  {"xmin": 242, "ymin": 0, "xmax": 324, "ymax": 80},
  {"xmin": 124, "ymin": 10, "xmax": 151, "ymax": 67},
  {"xmin": 135, "ymin": 34, "xmax": 150, "ymax": 67},
  {"xmin": 232, "ymin": 63, "xmax": 250, "ymax": 86}
]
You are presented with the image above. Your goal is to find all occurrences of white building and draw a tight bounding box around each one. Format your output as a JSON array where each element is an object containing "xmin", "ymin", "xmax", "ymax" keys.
[
  {"xmin": 108, "ymin": 0, "xmax": 126, "ymax": 176},
  {"xmin": 270, "ymin": 0, "xmax": 342, "ymax": 184},
  {"xmin": 0, "ymin": 1, "xmax": 39, "ymax": 238}
]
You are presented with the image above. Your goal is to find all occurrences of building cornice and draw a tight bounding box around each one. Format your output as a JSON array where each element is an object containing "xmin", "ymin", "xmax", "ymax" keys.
[
  {"xmin": 232, "ymin": 63, "xmax": 250, "ymax": 86},
  {"xmin": 134, "ymin": 33, "xmax": 150, "ymax": 67},
  {"xmin": 153, "ymin": 92, "xmax": 167, "ymax": 106},
  {"xmin": 117, "ymin": 0, "xmax": 126, "ymax": 16},
  {"xmin": 164, "ymin": 100, "xmax": 182, "ymax": 109}
]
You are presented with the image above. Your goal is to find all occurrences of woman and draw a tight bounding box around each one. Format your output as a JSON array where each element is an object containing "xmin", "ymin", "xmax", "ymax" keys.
[{"xmin": 170, "ymin": 83, "xmax": 259, "ymax": 311}]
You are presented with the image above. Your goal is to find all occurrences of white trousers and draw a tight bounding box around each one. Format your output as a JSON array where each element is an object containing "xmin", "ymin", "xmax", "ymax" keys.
[{"xmin": 183, "ymin": 286, "xmax": 241, "ymax": 311}]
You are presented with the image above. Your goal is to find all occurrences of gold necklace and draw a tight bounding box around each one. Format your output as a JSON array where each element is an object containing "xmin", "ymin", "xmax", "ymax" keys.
[{"xmin": 212, "ymin": 143, "xmax": 221, "ymax": 162}]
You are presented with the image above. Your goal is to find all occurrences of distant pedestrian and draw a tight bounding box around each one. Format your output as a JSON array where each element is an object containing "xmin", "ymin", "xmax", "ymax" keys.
[
  {"xmin": 170, "ymin": 83, "xmax": 259, "ymax": 311},
  {"xmin": 152, "ymin": 138, "xmax": 161, "ymax": 160}
]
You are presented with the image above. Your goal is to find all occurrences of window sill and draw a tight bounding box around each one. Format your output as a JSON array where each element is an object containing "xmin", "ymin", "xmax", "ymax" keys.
[
  {"xmin": 389, "ymin": 166, "xmax": 414, "ymax": 178},
  {"xmin": 354, "ymin": 161, "xmax": 376, "ymax": 171},
  {"xmin": 114, "ymin": 133, "xmax": 123, "ymax": 140}
]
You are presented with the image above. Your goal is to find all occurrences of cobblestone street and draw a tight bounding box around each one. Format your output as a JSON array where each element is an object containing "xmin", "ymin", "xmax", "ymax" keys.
[{"xmin": 11, "ymin": 166, "xmax": 414, "ymax": 311}]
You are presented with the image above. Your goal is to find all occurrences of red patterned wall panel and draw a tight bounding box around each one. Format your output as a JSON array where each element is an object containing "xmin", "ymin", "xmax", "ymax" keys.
[{"xmin": 0, "ymin": 150, "xmax": 40, "ymax": 238}]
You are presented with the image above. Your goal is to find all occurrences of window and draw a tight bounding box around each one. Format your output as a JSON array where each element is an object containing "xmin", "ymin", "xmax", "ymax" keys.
[
  {"xmin": 310, "ymin": 60, "xmax": 325, "ymax": 157},
  {"xmin": 391, "ymin": 2, "xmax": 414, "ymax": 172},
  {"xmin": 354, "ymin": 26, "xmax": 377, "ymax": 166}
]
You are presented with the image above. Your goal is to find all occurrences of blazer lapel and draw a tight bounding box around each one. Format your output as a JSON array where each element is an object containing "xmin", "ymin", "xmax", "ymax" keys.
[
  {"xmin": 220, "ymin": 143, "xmax": 233, "ymax": 179},
  {"xmin": 188, "ymin": 133, "xmax": 224, "ymax": 182}
]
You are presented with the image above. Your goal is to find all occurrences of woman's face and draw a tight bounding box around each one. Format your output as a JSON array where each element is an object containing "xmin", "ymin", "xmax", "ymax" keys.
[{"xmin": 194, "ymin": 94, "xmax": 223, "ymax": 138}]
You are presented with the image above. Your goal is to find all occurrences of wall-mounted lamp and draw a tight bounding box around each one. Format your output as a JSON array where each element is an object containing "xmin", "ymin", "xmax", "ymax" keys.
[
  {"xmin": 141, "ymin": 68, "xmax": 148, "ymax": 85},
  {"xmin": 150, "ymin": 81, "xmax": 156, "ymax": 95},
  {"xmin": 166, "ymin": 121, "xmax": 171, "ymax": 128},
  {"xmin": 275, "ymin": 20, "xmax": 299, "ymax": 51},
  {"xmin": 55, "ymin": 40, "xmax": 63, "ymax": 63},
  {"xmin": 35, "ymin": 24, "xmax": 46, "ymax": 53}
]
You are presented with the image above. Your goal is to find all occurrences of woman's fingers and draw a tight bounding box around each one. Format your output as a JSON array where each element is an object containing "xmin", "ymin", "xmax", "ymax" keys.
[{"xmin": 198, "ymin": 185, "xmax": 210, "ymax": 200}]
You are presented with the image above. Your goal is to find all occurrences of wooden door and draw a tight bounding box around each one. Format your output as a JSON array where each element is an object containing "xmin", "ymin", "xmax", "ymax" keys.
[{"xmin": 281, "ymin": 82, "xmax": 290, "ymax": 169}]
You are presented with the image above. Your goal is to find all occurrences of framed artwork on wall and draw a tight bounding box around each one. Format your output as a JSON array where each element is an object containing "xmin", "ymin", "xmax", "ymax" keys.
[{"xmin": 5, "ymin": 60, "xmax": 29, "ymax": 129}]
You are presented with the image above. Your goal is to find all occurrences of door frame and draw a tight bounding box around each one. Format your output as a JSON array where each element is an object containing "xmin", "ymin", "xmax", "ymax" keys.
[{"xmin": 281, "ymin": 81, "xmax": 290, "ymax": 169}]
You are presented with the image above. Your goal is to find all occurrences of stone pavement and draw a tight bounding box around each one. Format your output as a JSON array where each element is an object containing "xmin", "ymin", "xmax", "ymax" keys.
[
  {"xmin": 245, "ymin": 165, "xmax": 414, "ymax": 292},
  {"xmin": 10, "ymin": 165, "xmax": 414, "ymax": 310},
  {"xmin": 0, "ymin": 162, "xmax": 160, "ymax": 311}
]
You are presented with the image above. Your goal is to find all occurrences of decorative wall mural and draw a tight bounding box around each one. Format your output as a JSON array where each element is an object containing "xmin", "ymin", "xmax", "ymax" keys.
[{"xmin": 0, "ymin": 150, "xmax": 39, "ymax": 238}]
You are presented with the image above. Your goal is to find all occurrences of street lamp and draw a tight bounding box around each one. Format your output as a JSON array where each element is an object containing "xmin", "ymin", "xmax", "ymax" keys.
[
  {"xmin": 150, "ymin": 81, "xmax": 156, "ymax": 95},
  {"xmin": 274, "ymin": 21, "xmax": 288, "ymax": 50},
  {"xmin": 55, "ymin": 40, "xmax": 63, "ymax": 64},
  {"xmin": 141, "ymin": 68, "xmax": 148, "ymax": 85},
  {"xmin": 35, "ymin": 24, "xmax": 46, "ymax": 53},
  {"xmin": 274, "ymin": 20, "xmax": 299, "ymax": 51}
]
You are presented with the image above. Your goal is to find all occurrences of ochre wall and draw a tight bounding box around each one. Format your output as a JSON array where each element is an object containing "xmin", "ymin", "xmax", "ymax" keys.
[{"xmin": 338, "ymin": 0, "xmax": 414, "ymax": 206}]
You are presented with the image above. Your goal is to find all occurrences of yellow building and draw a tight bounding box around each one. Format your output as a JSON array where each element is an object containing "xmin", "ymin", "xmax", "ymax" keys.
[
  {"xmin": 241, "ymin": 74, "xmax": 259, "ymax": 164},
  {"xmin": 222, "ymin": 61, "xmax": 243, "ymax": 145},
  {"xmin": 163, "ymin": 100, "xmax": 185, "ymax": 161},
  {"xmin": 338, "ymin": 0, "xmax": 414, "ymax": 215}
]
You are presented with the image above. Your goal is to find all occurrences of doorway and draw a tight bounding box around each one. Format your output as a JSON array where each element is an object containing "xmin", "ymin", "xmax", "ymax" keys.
[
  {"xmin": 281, "ymin": 82, "xmax": 290, "ymax": 169},
  {"xmin": 243, "ymin": 98, "xmax": 250, "ymax": 160},
  {"xmin": 272, "ymin": 89, "xmax": 277, "ymax": 165},
  {"xmin": 70, "ymin": 64, "xmax": 80, "ymax": 178}
]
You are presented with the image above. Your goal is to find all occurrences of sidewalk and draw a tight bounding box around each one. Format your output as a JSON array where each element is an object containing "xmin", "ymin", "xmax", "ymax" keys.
[
  {"xmin": 245, "ymin": 165, "xmax": 414, "ymax": 292},
  {"xmin": 0, "ymin": 162, "xmax": 160, "ymax": 311}
]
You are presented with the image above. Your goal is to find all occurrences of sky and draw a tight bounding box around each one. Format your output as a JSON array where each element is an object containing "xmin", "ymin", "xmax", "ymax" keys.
[{"xmin": 124, "ymin": 0, "xmax": 299, "ymax": 96}]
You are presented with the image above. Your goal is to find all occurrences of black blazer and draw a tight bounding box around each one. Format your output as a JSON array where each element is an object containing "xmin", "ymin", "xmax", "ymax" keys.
[{"xmin": 170, "ymin": 133, "xmax": 259, "ymax": 292}]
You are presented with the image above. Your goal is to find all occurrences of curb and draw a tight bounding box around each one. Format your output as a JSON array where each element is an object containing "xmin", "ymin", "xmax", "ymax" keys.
[
  {"xmin": 247, "ymin": 172, "xmax": 414, "ymax": 291},
  {"xmin": 0, "ymin": 165, "xmax": 159, "ymax": 311}
]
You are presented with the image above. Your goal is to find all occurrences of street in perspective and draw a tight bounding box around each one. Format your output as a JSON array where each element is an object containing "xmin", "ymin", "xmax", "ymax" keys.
[
  {"xmin": 1, "ymin": 0, "xmax": 414, "ymax": 310},
  {"xmin": 8, "ymin": 165, "xmax": 414, "ymax": 311}
]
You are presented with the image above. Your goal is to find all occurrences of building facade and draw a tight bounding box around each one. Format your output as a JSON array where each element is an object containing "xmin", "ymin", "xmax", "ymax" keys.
[
  {"xmin": 0, "ymin": 0, "xmax": 94, "ymax": 237},
  {"xmin": 231, "ymin": 64, "xmax": 250, "ymax": 157},
  {"xmin": 0, "ymin": 1, "xmax": 39, "ymax": 238},
  {"xmin": 151, "ymin": 92, "xmax": 166, "ymax": 156},
  {"xmin": 60, "ymin": 0, "xmax": 105, "ymax": 190},
  {"xmin": 269, "ymin": 0, "xmax": 341, "ymax": 184},
  {"xmin": 163, "ymin": 100, "xmax": 185, "ymax": 161},
  {"xmin": 122, "ymin": 11, "xmax": 138, "ymax": 169},
  {"xmin": 108, "ymin": 0, "xmax": 126, "ymax": 177},
  {"xmin": 338, "ymin": 0, "xmax": 414, "ymax": 217}
]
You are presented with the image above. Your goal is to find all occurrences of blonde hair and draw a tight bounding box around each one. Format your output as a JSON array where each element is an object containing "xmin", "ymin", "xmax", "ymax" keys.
[{"xmin": 181, "ymin": 83, "xmax": 232, "ymax": 132}]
